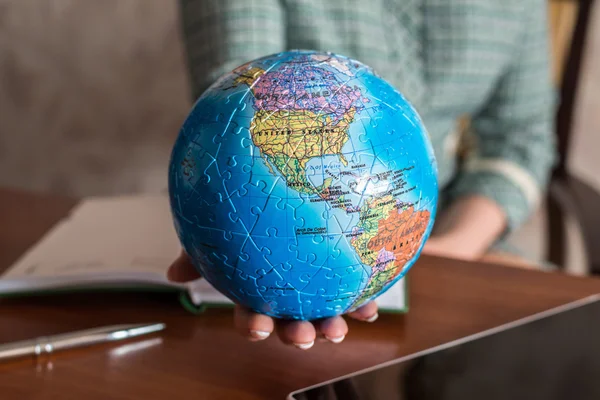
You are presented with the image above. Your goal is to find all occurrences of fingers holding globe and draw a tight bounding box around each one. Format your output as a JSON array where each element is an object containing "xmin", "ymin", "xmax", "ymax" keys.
[{"xmin": 167, "ymin": 250, "xmax": 379, "ymax": 348}]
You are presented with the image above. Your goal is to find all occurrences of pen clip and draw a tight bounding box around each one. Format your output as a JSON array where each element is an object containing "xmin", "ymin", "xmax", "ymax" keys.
[{"xmin": 34, "ymin": 337, "xmax": 53, "ymax": 358}]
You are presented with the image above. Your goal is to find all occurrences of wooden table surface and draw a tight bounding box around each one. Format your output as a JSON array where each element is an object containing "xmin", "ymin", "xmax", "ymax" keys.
[{"xmin": 1, "ymin": 187, "xmax": 599, "ymax": 400}]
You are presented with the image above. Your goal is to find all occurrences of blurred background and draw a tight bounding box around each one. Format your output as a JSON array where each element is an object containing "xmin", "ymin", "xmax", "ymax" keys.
[
  {"xmin": 0, "ymin": 0, "xmax": 190, "ymax": 196},
  {"xmin": 0, "ymin": 0, "xmax": 598, "ymax": 273}
]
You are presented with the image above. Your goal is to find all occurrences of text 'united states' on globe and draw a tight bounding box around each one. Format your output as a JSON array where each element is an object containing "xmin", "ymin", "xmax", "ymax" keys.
[{"xmin": 169, "ymin": 50, "xmax": 438, "ymax": 320}]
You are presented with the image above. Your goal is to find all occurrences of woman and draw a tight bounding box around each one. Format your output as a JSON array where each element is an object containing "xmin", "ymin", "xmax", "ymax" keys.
[{"xmin": 169, "ymin": 0, "xmax": 556, "ymax": 349}]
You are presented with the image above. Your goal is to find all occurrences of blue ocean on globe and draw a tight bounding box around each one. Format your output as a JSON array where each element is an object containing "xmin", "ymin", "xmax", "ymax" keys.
[{"xmin": 169, "ymin": 50, "xmax": 438, "ymax": 320}]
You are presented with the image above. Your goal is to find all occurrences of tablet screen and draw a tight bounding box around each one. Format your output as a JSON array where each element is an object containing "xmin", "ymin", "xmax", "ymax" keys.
[{"xmin": 290, "ymin": 296, "xmax": 600, "ymax": 400}]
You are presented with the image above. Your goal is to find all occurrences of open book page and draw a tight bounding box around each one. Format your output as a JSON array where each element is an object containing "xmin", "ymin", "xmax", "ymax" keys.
[
  {"xmin": 1, "ymin": 195, "xmax": 405, "ymax": 311},
  {"xmin": 374, "ymin": 280, "xmax": 406, "ymax": 311},
  {"xmin": 1, "ymin": 196, "xmax": 186, "ymax": 294}
]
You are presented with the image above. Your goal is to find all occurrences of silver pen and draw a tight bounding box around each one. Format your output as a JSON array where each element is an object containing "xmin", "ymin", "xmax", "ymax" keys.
[{"xmin": 0, "ymin": 323, "xmax": 166, "ymax": 362}]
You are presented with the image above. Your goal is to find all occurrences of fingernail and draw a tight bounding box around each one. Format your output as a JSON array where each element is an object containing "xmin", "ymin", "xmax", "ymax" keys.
[
  {"xmin": 325, "ymin": 335, "xmax": 345, "ymax": 344},
  {"xmin": 294, "ymin": 341, "xmax": 314, "ymax": 350},
  {"xmin": 365, "ymin": 313, "xmax": 379, "ymax": 323},
  {"xmin": 249, "ymin": 330, "xmax": 270, "ymax": 340}
]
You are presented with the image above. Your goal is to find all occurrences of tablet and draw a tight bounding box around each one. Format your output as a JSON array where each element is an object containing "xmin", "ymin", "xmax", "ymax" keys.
[{"xmin": 288, "ymin": 294, "xmax": 600, "ymax": 400}]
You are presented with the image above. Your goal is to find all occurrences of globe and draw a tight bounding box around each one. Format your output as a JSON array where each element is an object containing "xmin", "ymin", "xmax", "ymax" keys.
[{"xmin": 169, "ymin": 50, "xmax": 438, "ymax": 320}]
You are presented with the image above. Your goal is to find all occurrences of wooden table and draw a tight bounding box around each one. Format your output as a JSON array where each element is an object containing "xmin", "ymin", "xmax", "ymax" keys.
[{"xmin": 1, "ymin": 187, "xmax": 599, "ymax": 399}]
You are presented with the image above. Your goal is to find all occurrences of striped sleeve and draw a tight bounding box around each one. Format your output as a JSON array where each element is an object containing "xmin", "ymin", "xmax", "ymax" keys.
[
  {"xmin": 446, "ymin": 0, "xmax": 557, "ymax": 233},
  {"xmin": 178, "ymin": 0, "xmax": 286, "ymax": 101}
]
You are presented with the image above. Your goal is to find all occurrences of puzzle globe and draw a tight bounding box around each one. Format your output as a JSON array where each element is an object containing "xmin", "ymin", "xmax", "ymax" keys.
[{"xmin": 169, "ymin": 50, "xmax": 438, "ymax": 320}]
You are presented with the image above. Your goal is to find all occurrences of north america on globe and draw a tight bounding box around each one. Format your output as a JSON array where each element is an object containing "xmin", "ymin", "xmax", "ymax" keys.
[{"xmin": 169, "ymin": 50, "xmax": 438, "ymax": 320}]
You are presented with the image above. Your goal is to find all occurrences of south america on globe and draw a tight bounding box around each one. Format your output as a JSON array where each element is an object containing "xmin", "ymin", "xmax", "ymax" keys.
[{"xmin": 169, "ymin": 50, "xmax": 438, "ymax": 320}]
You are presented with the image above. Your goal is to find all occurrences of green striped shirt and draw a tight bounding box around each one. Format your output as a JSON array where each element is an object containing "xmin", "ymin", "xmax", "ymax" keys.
[{"xmin": 179, "ymin": 0, "xmax": 556, "ymax": 235}]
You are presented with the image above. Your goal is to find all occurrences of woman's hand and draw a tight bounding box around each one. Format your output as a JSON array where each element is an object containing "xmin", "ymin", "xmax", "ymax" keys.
[
  {"xmin": 422, "ymin": 196, "xmax": 536, "ymax": 269},
  {"xmin": 167, "ymin": 252, "xmax": 379, "ymax": 350},
  {"xmin": 422, "ymin": 195, "xmax": 508, "ymax": 261}
]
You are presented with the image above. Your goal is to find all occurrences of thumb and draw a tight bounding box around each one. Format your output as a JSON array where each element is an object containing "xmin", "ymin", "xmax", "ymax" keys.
[{"xmin": 167, "ymin": 250, "xmax": 202, "ymax": 282}]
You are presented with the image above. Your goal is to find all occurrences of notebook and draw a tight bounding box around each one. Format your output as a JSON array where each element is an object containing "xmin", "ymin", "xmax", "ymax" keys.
[{"xmin": 0, "ymin": 195, "xmax": 407, "ymax": 314}]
